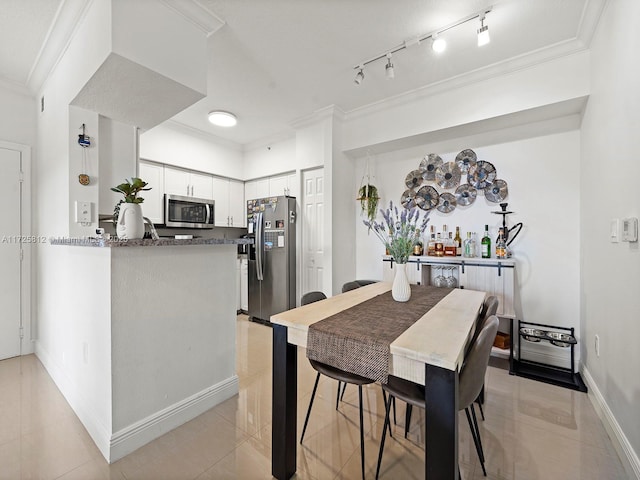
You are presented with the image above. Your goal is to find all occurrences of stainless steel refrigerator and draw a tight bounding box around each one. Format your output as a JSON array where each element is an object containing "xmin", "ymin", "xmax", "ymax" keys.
[{"xmin": 247, "ymin": 196, "xmax": 296, "ymax": 323}]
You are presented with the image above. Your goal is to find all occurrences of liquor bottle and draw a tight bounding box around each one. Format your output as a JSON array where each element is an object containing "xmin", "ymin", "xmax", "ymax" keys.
[
  {"xmin": 481, "ymin": 225, "xmax": 491, "ymax": 259},
  {"xmin": 427, "ymin": 225, "xmax": 436, "ymax": 256},
  {"xmin": 445, "ymin": 232, "xmax": 456, "ymax": 256},
  {"xmin": 454, "ymin": 226, "xmax": 462, "ymax": 256},
  {"xmin": 496, "ymin": 228, "xmax": 507, "ymax": 259},
  {"xmin": 435, "ymin": 233, "xmax": 444, "ymax": 257},
  {"xmin": 413, "ymin": 229, "xmax": 424, "ymax": 256},
  {"xmin": 463, "ymin": 232, "xmax": 473, "ymax": 258}
]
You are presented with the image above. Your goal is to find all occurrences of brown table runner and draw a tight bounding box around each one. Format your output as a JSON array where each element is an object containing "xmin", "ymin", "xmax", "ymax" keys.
[{"xmin": 306, "ymin": 285, "xmax": 453, "ymax": 384}]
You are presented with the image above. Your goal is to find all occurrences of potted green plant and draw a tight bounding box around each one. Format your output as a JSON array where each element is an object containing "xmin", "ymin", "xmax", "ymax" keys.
[
  {"xmin": 111, "ymin": 178, "xmax": 151, "ymax": 239},
  {"xmin": 357, "ymin": 183, "xmax": 379, "ymax": 228}
]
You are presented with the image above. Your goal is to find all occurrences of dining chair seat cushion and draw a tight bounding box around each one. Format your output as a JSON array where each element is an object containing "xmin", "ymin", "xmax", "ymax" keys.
[
  {"xmin": 309, "ymin": 359, "xmax": 375, "ymax": 386},
  {"xmin": 382, "ymin": 375, "xmax": 425, "ymax": 409}
]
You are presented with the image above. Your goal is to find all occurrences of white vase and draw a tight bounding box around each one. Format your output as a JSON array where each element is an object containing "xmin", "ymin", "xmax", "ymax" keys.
[
  {"xmin": 116, "ymin": 203, "xmax": 145, "ymax": 239},
  {"xmin": 392, "ymin": 263, "xmax": 411, "ymax": 302}
]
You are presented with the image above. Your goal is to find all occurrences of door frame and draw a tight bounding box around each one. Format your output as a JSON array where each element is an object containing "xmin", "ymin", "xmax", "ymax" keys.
[
  {"xmin": 0, "ymin": 140, "xmax": 32, "ymax": 356},
  {"xmin": 299, "ymin": 167, "xmax": 327, "ymax": 301}
]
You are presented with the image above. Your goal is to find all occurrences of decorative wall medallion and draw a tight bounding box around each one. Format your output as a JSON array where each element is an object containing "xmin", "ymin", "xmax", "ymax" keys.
[
  {"xmin": 484, "ymin": 179, "xmax": 509, "ymax": 203},
  {"xmin": 415, "ymin": 185, "xmax": 439, "ymax": 211},
  {"xmin": 437, "ymin": 192, "xmax": 457, "ymax": 213},
  {"xmin": 435, "ymin": 162, "xmax": 461, "ymax": 189},
  {"xmin": 401, "ymin": 189, "xmax": 419, "ymax": 208},
  {"xmin": 405, "ymin": 170, "xmax": 423, "ymax": 189},
  {"xmin": 419, "ymin": 154, "xmax": 443, "ymax": 181},
  {"xmin": 455, "ymin": 184, "xmax": 477, "ymax": 206},
  {"xmin": 455, "ymin": 149, "xmax": 478, "ymax": 174},
  {"xmin": 467, "ymin": 160, "xmax": 497, "ymax": 189}
]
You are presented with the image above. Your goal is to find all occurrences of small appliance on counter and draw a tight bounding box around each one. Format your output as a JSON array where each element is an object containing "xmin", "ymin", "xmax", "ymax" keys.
[{"xmin": 247, "ymin": 196, "xmax": 296, "ymax": 324}]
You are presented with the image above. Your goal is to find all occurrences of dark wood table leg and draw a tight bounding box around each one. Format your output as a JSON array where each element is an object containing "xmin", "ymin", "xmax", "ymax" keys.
[
  {"xmin": 425, "ymin": 363, "xmax": 459, "ymax": 479},
  {"xmin": 272, "ymin": 324, "xmax": 297, "ymax": 480}
]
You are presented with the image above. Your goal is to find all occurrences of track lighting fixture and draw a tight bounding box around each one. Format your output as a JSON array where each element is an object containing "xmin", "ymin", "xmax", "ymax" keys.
[
  {"xmin": 477, "ymin": 15, "xmax": 490, "ymax": 46},
  {"xmin": 352, "ymin": 7, "xmax": 492, "ymax": 84},
  {"xmin": 431, "ymin": 34, "xmax": 446, "ymax": 53},
  {"xmin": 385, "ymin": 54, "xmax": 395, "ymax": 79}
]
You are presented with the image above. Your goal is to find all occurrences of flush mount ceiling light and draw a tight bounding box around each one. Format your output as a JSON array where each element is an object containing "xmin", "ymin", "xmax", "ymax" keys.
[
  {"xmin": 477, "ymin": 15, "xmax": 490, "ymax": 46},
  {"xmin": 385, "ymin": 54, "xmax": 395, "ymax": 79},
  {"xmin": 352, "ymin": 6, "xmax": 492, "ymax": 83},
  {"xmin": 431, "ymin": 34, "xmax": 447, "ymax": 53},
  {"xmin": 208, "ymin": 110, "xmax": 237, "ymax": 127}
]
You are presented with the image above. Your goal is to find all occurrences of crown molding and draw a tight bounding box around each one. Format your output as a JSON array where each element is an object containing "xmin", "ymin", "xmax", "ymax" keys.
[
  {"xmin": 26, "ymin": 0, "xmax": 93, "ymax": 95},
  {"xmin": 290, "ymin": 104, "xmax": 346, "ymax": 130},
  {"xmin": 0, "ymin": 76, "xmax": 32, "ymax": 98},
  {"xmin": 159, "ymin": 0, "xmax": 226, "ymax": 37},
  {"xmin": 155, "ymin": 119, "xmax": 243, "ymax": 151},
  {"xmin": 576, "ymin": 0, "xmax": 608, "ymax": 46}
]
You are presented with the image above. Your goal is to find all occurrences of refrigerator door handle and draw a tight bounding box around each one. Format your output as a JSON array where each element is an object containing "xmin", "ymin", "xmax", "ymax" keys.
[{"xmin": 256, "ymin": 212, "xmax": 264, "ymax": 281}]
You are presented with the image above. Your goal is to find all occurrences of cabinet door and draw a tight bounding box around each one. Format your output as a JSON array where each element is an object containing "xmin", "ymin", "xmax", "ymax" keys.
[
  {"xmin": 229, "ymin": 180, "xmax": 245, "ymax": 227},
  {"xmin": 164, "ymin": 166, "xmax": 191, "ymax": 197},
  {"xmin": 240, "ymin": 258, "xmax": 248, "ymax": 311},
  {"xmin": 212, "ymin": 177, "xmax": 230, "ymax": 227},
  {"xmin": 236, "ymin": 259, "xmax": 241, "ymax": 312},
  {"xmin": 459, "ymin": 264, "xmax": 515, "ymax": 318},
  {"xmin": 287, "ymin": 172, "xmax": 298, "ymax": 198},
  {"xmin": 256, "ymin": 178, "xmax": 269, "ymax": 198},
  {"xmin": 244, "ymin": 180, "xmax": 257, "ymax": 203},
  {"xmin": 138, "ymin": 161, "xmax": 164, "ymax": 224},
  {"xmin": 191, "ymin": 172, "xmax": 213, "ymax": 200},
  {"xmin": 269, "ymin": 174, "xmax": 288, "ymax": 197}
]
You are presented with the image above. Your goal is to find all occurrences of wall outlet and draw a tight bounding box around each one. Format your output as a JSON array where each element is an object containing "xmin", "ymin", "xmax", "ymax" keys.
[
  {"xmin": 594, "ymin": 334, "xmax": 600, "ymax": 357},
  {"xmin": 75, "ymin": 201, "xmax": 92, "ymax": 223}
]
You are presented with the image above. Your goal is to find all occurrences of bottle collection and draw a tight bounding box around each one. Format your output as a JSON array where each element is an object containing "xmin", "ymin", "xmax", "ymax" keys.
[{"xmin": 410, "ymin": 224, "xmax": 511, "ymax": 259}]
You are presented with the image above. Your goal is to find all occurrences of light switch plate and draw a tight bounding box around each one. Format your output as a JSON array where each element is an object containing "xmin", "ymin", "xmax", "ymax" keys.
[
  {"xmin": 75, "ymin": 201, "xmax": 92, "ymax": 223},
  {"xmin": 622, "ymin": 217, "xmax": 638, "ymax": 242},
  {"xmin": 610, "ymin": 219, "xmax": 619, "ymax": 243}
]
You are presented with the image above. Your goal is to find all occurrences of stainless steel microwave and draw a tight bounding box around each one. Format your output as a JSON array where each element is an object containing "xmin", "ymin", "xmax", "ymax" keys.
[{"xmin": 164, "ymin": 194, "xmax": 215, "ymax": 228}]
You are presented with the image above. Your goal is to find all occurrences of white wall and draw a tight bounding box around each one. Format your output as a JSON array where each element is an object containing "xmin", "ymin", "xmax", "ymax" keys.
[
  {"xmin": 140, "ymin": 123, "xmax": 243, "ymax": 179},
  {"xmin": 581, "ymin": 0, "xmax": 640, "ymax": 475},
  {"xmin": 354, "ymin": 126, "xmax": 581, "ymax": 362},
  {"xmin": 243, "ymin": 135, "xmax": 297, "ymax": 180},
  {"xmin": 0, "ymin": 85, "xmax": 36, "ymax": 146}
]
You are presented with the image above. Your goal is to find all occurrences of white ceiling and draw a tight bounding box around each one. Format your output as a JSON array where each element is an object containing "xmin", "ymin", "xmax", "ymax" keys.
[{"xmin": 0, "ymin": 0, "xmax": 601, "ymax": 147}]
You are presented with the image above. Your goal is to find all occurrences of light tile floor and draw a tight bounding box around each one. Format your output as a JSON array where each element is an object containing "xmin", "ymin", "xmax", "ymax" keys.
[{"xmin": 0, "ymin": 315, "xmax": 629, "ymax": 479}]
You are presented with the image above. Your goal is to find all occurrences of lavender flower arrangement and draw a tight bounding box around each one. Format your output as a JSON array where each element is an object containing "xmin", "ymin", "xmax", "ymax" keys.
[{"xmin": 363, "ymin": 201, "xmax": 430, "ymax": 264}]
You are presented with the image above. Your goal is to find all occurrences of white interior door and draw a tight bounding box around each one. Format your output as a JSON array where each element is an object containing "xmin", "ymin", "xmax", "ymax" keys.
[
  {"xmin": 302, "ymin": 168, "xmax": 325, "ymax": 296},
  {"xmin": 0, "ymin": 147, "xmax": 22, "ymax": 360}
]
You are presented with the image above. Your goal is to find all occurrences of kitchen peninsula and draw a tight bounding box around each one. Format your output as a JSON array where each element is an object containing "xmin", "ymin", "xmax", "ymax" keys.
[{"xmin": 46, "ymin": 237, "xmax": 251, "ymax": 462}]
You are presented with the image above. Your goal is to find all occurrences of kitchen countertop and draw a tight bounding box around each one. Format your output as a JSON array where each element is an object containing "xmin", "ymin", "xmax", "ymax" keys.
[{"xmin": 50, "ymin": 237, "xmax": 253, "ymax": 248}]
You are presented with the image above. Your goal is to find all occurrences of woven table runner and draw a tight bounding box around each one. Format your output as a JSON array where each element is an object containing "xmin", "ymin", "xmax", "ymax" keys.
[{"xmin": 306, "ymin": 285, "xmax": 453, "ymax": 384}]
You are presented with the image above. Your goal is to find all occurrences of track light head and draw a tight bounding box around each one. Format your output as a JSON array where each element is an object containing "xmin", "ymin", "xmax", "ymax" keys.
[
  {"xmin": 354, "ymin": 68, "xmax": 365, "ymax": 85},
  {"xmin": 431, "ymin": 34, "xmax": 447, "ymax": 53},
  {"xmin": 385, "ymin": 55, "xmax": 394, "ymax": 79},
  {"xmin": 477, "ymin": 15, "xmax": 490, "ymax": 46}
]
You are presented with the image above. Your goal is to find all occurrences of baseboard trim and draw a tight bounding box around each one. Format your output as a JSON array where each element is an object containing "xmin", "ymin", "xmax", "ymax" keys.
[
  {"xmin": 582, "ymin": 367, "xmax": 640, "ymax": 479},
  {"xmin": 109, "ymin": 375, "xmax": 239, "ymax": 462},
  {"xmin": 34, "ymin": 342, "xmax": 112, "ymax": 460}
]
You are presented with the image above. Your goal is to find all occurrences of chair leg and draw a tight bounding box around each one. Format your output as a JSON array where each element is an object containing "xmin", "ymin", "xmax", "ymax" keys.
[
  {"xmin": 375, "ymin": 391, "xmax": 393, "ymax": 480},
  {"xmin": 381, "ymin": 390, "xmax": 393, "ymax": 438},
  {"xmin": 358, "ymin": 385, "xmax": 365, "ymax": 480},
  {"xmin": 301, "ymin": 372, "xmax": 321, "ymax": 444},
  {"xmin": 341, "ymin": 381, "xmax": 347, "ymax": 400},
  {"xmin": 392, "ymin": 396, "xmax": 397, "ymax": 425},
  {"xmin": 477, "ymin": 400, "xmax": 485, "ymax": 422},
  {"xmin": 405, "ymin": 404, "xmax": 413, "ymax": 439},
  {"xmin": 476, "ymin": 384, "xmax": 486, "ymax": 421},
  {"xmin": 336, "ymin": 381, "xmax": 342, "ymax": 410},
  {"xmin": 470, "ymin": 404, "xmax": 486, "ymax": 465},
  {"xmin": 465, "ymin": 406, "xmax": 487, "ymax": 476}
]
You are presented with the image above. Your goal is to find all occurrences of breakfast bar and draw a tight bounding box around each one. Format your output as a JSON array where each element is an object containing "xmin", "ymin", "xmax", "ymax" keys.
[{"xmin": 270, "ymin": 282, "xmax": 486, "ymax": 479}]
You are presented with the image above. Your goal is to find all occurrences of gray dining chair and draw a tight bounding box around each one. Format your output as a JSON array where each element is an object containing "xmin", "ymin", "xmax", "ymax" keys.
[
  {"xmin": 299, "ymin": 290, "xmax": 374, "ymax": 480},
  {"xmin": 375, "ymin": 315, "xmax": 500, "ymax": 479},
  {"xmin": 341, "ymin": 279, "xmax": 379, "ymax": 293},
  {"xmin": 473, "ymin": 295, "xmax": 499, "ymax": 420}
]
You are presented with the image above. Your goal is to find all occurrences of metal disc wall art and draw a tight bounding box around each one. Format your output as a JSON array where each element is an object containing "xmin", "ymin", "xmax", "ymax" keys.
[
  {"xmin": 419, "ymin": 154, "xmax": 443, "ymax": 181},
  {"xmin": 435, "ymin": 162, "xmax": 462, "ymax": 189},
  {"xmin": 400, "ymin": 189, "xmax": 419, "ymax": 209},
  {"xmin": 455, "ymin": 149, "xmax": 477, "ymax": 174},
  {"xmin": 415, "ymin": 185, "xmax": 439, "ymax": 211},
  {"xmin": 455, "ymin": 184, "xmax": 477, "ymax": 206},
  {"xmin": 404, "ymin": 170, "xmax": 424, "ymax": 189},
  {"xmin": 437, "ymin": 192, "xmax": 457, "ymax": 213},
  {"xmin": 484, "ymin": 179, "xmax": 509, "ymax": 203},
  {"xmin": 467, "ymin": 160, "xmax": 497, "ymax": 189}
]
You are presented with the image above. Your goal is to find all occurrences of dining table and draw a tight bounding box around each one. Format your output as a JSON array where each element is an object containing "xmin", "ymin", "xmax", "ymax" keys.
[{"xmin": 270, "ymin": 281, "xmax": 486, "ymax": 479}]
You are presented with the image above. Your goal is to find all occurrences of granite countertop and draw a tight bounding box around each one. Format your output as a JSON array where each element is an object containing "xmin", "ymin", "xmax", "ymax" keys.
[{"xmin": 50, "ymin": 237, "xmax": 253, "ymax": 248}]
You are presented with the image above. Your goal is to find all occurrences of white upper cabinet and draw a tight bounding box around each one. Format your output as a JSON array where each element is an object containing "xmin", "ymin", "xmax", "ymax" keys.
[
  {"xmin": 269, "ymin": 174, "xmax": 288, "ymax": 197},
  {"xmin": 257, "ymin": 178, "xmax": 270, "ymax": 198},
  {"xmin": 164, "ymin": 166, "xmax": 213, "ymax": 199},
  {"xmin": 245, "ymin": 172, "xmax": 297, "ymax": 203},
  {"xmin": 138, "ymin": 160, "xmax": 164, "ymax": 224},
  {"xmin": 213, "ymin": 177, "xmax": 246, "ymax": 227}
]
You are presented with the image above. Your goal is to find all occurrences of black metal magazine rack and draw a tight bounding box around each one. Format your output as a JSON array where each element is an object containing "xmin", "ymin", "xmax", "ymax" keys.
[{"xmin": 511, "ymin": 320, "xmax": 587, "ymax": 392}]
